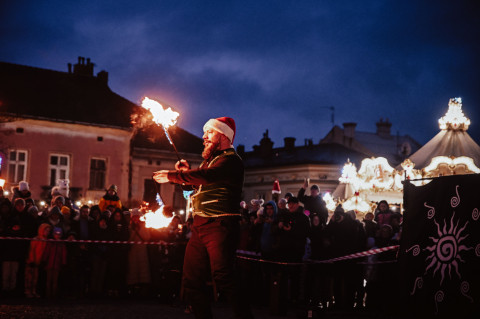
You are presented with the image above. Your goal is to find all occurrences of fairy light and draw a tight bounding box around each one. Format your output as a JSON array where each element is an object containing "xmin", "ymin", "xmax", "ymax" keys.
[{"xmin": 438, "ymin": 97, "xmax": 470, "ymax": 131}]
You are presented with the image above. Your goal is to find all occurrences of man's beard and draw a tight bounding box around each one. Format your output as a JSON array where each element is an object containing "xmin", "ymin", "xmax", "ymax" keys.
[{"xmin": 202, "ymin": 140, "xmax": 219, "ymax": 159}]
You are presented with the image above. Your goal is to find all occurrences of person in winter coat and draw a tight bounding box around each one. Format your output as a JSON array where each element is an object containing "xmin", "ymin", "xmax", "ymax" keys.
[
  {"xmin": 106, "ymin": 209, "xmax": 129, "ymax": 296},
  {"xmin": 297, "ymin": 180, "xmax": 328, "ymax": 227},
  {"xmin": 25, "ymin": 223, "xmax": 51, "ymax": 298},
  {"xmin": 2, "ymin": 198, "xmax": 32, "ymax": 294},
  {"xmin": 126, "ymin": 209, "xmax": 151, "ymax": 296},
  {"xmin": 11, "ymin": 181, "xmax": 32, "ymax": 203},
  {"xmin": 374, "ymin": 200, "xmax": 395, "ymax": 227},
  {"xmin": 98, "ymin": 184, "xmax": 122, "ymax": 213},
  {"xmin": 42, "ymin": 227, "xmax": 67, "ymax": 298}
]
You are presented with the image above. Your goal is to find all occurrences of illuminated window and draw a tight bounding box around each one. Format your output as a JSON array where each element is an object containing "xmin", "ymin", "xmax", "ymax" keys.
[
  {"xmin": 49, "ymin": 154, "xmax": 70, "ymax": 186},
  {"xmin": 89, "ymin": 158, "xmax": 106, "ymax": 190},
  {"xmin": 8, "ymin": 150, "xmax": 28, "ymax": 183}
]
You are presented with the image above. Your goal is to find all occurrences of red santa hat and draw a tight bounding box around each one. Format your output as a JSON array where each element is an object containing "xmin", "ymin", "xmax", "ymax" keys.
[{"xmin": 203, "ymin": 117, "xmax": 236, "ymax": 143}]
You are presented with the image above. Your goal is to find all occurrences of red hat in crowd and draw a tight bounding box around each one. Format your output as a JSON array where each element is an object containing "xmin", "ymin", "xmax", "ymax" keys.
[{"xmin": 203, "ymin": 117, "xmax": 236, "ymax": 143}]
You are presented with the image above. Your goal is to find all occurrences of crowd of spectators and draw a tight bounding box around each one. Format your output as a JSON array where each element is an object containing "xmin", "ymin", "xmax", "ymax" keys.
[{"xmin": 0, "ymin": 180, "xmax": 403, "ymax": 315}]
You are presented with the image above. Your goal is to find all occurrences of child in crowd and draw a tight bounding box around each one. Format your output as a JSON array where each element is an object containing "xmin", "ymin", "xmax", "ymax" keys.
[
  {"xmin": 42, "ymin": 227, "xmax": 67, "ymax": 298},
  {"xmin": 25, "ymin": 223, "xmax": 51, "ymax": 298}
]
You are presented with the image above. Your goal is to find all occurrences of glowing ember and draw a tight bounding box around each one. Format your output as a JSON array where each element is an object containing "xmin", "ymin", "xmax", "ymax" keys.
[
  {"xmin": 140, "ymin": 206, "xmax": 174, "ymax": 229},
  {"xmin": 141, "ymin": 97, "xmax": 179, "ymax": 128}
]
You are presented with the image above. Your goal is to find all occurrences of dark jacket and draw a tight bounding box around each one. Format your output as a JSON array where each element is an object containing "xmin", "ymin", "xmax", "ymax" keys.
[
  {"xmin": 168, "ymin": 148, "xmax": 244, "ymax": 217},
  {"xmin": 279, "ymin": 206, "xmax": 310, "ymax": 262},
  {"xmin": 297, "ymin": 188, "xmax": 328, "ymax": 225}
]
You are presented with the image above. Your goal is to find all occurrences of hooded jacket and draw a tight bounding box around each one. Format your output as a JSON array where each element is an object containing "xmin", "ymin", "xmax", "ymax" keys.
[{"xmin": 26, "ymin": 223, "xmax": 51, "ymax": 265}]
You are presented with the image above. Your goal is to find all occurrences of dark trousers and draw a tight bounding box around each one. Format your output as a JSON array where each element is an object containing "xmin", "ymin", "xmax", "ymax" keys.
[{"xmin": 182, "ymin": 216, "xmax": 253, "ymax": 319}]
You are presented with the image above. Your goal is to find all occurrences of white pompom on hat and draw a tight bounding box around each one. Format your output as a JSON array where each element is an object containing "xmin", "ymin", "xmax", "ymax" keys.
[
  {"xmin": 19, "ymin": 181, "xmax": 29, "ymax": 191},
  {"xmin": 203, "ymin": 117, "xmax": 236, "ymax": 143}
]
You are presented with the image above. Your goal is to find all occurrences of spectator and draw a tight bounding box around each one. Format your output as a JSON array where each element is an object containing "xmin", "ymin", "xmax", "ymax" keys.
[
  {"xmin": 11, "ymin": 181, "xmax": 32, "ymax": 203},
  {"xmin": 106, "ymin": 209, "xmax": 129, "ymax": 297},
  {"xmin": 363, "ymin": 212, "xmax": 377, "ymax": 248},
  {"xmin": 278, "ymin": 196, "xmax": 310, "ymax": 304},
  {"xmin": 324, "ymin": 205, "xmax": 360, "ymax": 310},
  {"xmin": 127, "ymin": 208, "xmax": 151, "ymax": 297},
  {"xmin": 89, "ymin": 205, "xmax": 102, "ymax": 223},
  {"xmin": 42, "ymin": 227, "xmax": 67, "ymax": 298},
  {"xmin": 98, "ymin": 184, "xmax": 122, "ymax": 213},
  {"xmin": 90, "ymin": 216, "xmax": 110, "ymax": 296},
  {"xmin": 374, "ymin": 200, "xmax": 394, "ymax": 227},
  {"xmin": 25, "ymin": 223, "xmax": 51, "ymax": 298},
  {"xmin": 256, "ymin": 201, "xmax": 280, "ymax": 260},
  {"xmin": 2, "ymin": 198, "xmax": 31, "ymax": 295},
  {"xmin": 297, "ymin": 180, "xmax": 328, "ymax": 227}
]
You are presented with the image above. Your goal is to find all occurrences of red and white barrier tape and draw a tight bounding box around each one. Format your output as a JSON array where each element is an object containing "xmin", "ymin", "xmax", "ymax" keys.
[
  {"xmin": 0, "ymin": 236, "xmax": 399, "ymax": 264},
  {"xmin": 311, "ymin": 245, "xmax": 399, "ymax": 264},
  {"xmin": 0, "ymin": 236, "xmax": 171, "ymax": 246}
]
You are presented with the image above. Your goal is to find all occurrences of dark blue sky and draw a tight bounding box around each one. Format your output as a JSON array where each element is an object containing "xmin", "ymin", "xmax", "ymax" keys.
[{"xmin": 1, "ymin": 0, "xmax": 479, "ymax": 150}]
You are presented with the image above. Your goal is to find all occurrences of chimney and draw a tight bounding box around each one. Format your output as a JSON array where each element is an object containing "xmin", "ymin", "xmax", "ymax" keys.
[
  {"xmin": 67, "ymin": 63, "xmax": 72, "ymax": 73},
  {"xmin": 376, "ymin": 118, "xmax": 392, "ymax": 138},
  {"xmin": 284, "ymin": 137, "xmax": 296, "ymax": 151},
  {"xmin": 72, "ymin": 56, "xmax": 95, "ymax": 76},
  {"xmin": 97, "ymin": 70, "xmax": 109, "ymax": 85},
  {"xmin": 343, "ymin": 122, "xmax": 357, "ymax": 139}
]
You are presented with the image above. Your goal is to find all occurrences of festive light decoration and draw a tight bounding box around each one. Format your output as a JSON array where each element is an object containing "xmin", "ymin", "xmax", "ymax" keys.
[
  {"xmin": 0, "ymin": 178, "xmax": 5, "ymax": 188},
  {"xmin": 438, "ymin": 97, "xmax": 470, "ymax": 131},
  {"xmin": 342, "ymin": 193, "xmax": 371, "ymax": 214},
  {"xmin": 424, "ymin": 156, "xmax": 480, "ymax": 175},
  {"xmin": 322, "ymin": 192, "xmax": 337, "ymax": 211}
]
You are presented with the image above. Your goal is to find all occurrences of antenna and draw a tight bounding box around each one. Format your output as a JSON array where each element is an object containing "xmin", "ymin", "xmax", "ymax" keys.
[{"xmin": 319, "ymin": 106, "xmax": 335, "ymax": 127}]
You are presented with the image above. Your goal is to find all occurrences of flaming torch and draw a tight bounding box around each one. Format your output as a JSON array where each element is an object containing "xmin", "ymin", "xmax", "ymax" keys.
[
  {"xmin": 140, "ymin": 193, "xmax": 174, "ymax": 229},
  {"xmin": 141, "ymin": 97, "xmax": 181, "ymax": 161}
]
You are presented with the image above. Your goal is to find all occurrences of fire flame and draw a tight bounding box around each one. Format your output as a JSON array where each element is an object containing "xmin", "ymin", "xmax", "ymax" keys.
[
  {"xmin": 140, "ymin": 206, "xmax": 174, "ymax": 229},
  {"xmin": 141, "ymin": 97, "xmax": 179, "ymax": 128}
]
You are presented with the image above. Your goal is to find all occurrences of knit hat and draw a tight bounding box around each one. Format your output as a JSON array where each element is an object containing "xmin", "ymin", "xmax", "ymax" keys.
[
  {"xmin": 203, "ymin": 117, "xmax": 236, "ymax": 143},
  {"xmin": 108, "ymin": 184, "xmax": 118, "ymax": 193},
  {"xmin": 310, "ymin": 184, "xmax": 320, "ymax": 191},
  {"xmin": 19, "ymin": 181, "xmax": 29, "ymax": 191},
  {"xmin": 14, "ymin": 198, "xmax": 26, "ymax": 207}
]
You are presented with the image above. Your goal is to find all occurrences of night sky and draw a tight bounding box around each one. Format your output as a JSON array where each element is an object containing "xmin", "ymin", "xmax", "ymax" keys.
[{"xmin": 1, "ymin": 1, "xmax": 479, "ymax": 151}]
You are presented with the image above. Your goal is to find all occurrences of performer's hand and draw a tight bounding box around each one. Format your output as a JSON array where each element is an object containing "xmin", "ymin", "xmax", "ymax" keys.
[
  {"xmin": 175, "ymin": 159, "xmax": 190, "ymax": 171},
  {"xmin": 153, "ymin": 170, "xmax": 170, "ymax": 183}
]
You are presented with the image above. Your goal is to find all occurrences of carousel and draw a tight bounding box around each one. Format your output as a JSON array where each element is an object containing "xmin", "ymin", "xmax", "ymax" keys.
[{"xmin": 330, "ymin": 97, "xmax": 480, "ymax": 218}]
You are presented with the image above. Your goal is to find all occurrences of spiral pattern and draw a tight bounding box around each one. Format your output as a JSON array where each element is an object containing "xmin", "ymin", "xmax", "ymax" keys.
[
  {"xmin": 472, "ymin": 208, "xmax": 479, "ymax": 221},
  {"xmin": 451, "ymin": 185, "xmax": 460, "ymax": 207},
  {"xmin": 410, "ymin": 277, "xmax": 423, "ymax": 295},
  {"xmin": 434, "ymin": 290, "xmax": 444, "ymax": 314},
  {"xmin": 424, "ymin": 202, "xmax": 435, "ymax": 219},
  {"xmin": 461, "ymin": 281, "xmax": 473, "ymax": 303},
  {"xmin": 461, "ymin": 281, "xmax": 470, "ymax": 294},
  {"xmin": 436, "ymin": 235, "xmax": 457, "ymax": 262},
  {"xmin": 406, "ymin": 244, "xmax": 420, "ymax": 256},
  {"xmin": 476, "ymin": 244, "xmax": 480, "ymax": 257}
]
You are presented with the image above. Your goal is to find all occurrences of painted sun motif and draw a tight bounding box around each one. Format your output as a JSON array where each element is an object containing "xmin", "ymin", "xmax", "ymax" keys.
[{"xmin": 424, "ymin": 212, "xmax": 472, "ymax": 285}]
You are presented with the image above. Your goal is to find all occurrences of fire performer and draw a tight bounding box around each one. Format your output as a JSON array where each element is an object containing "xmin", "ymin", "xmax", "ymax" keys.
[{"xmin": 153, "ymin": 117, "xmax": 253, "ymax": 319}]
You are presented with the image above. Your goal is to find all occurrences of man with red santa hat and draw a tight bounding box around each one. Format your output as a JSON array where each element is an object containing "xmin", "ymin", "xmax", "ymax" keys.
[{"xmin": 154, "ymin": 117, "xmax": 253, "ymax": 319}]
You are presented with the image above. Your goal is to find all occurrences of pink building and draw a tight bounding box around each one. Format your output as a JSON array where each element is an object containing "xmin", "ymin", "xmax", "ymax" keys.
[{"xmin": 0, "ymin": 58, "xmax": 202, "ymax": 211}]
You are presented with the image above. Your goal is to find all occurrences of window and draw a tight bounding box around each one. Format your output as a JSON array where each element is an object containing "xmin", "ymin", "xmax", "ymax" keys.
[
  {"xmin": 8, "ymin": 150, "xmax": 28, "ymax": 183},
  {"xmin": 49, "ymin": 154, "xmax": 70, "ymax": 186},
  {"xmin": 89, "ymin": 158, "xmax": 106, "ymax": 190}
]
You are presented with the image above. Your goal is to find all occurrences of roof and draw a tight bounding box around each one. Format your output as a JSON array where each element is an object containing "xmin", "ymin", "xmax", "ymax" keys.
[
  {"xmin": 406, "ymin": 129, "xmax": 480, "ymax": 169},
  {"xmin": 354, "ymin": 131, "xmax": 422, "ymax": 165},
  {"xmin": 0, "ymin": 61, "xmax": 139, "ymax": 129},
  {"xmin": 132, "ymin": 124, "xmax": 204, "ymax": 154},
  {"xmin": 243, "ymin": 142, "xmax": 370, "ymax": 168},
  {"xmin": 0, "ymin": 61, "xmax": 204, "ymax": 154}
]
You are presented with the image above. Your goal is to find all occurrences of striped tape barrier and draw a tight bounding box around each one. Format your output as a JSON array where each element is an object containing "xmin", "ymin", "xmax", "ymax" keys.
[{"xmin": 0, "ymin": 236, "xmax": 399, "ymax": 264}]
